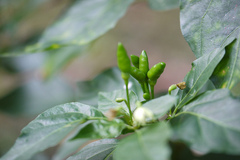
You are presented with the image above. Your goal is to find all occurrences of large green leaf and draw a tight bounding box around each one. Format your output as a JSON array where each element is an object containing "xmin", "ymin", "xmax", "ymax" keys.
[
  {"xmin": 0, "ymin": 103, "xmax": 104, "ymax": 160},
  {"xmin": 67, "ymin": 139, "xmax": 118, "ymax": 160},
  {"xmin": 175, "ymin": 45, "xmax": 227, "ymax": 110},
  {"xmin": 77, "ymin": 67, "xmax": 143, "ymax": 106},
  {"xmin": 0, "ymin": 77, "xmax": 75, "ymax": 116},
  {"xmin": 211, "ymin": 39, "xmax": 240, "ymax": 89},
  {"xmin": 180, "ymin": 0, "xmax": 240, "ymax": 58},
  {"xmin": 114, "ymin": 122, "xmax": 172, "ymax": 160},
  {"xmin": 53, "ymin": 139, "xmax": 89, "ymax": 160},
  {"xmin": 52, "ymin": 124, "xmax": 91, "ymax": 160},
  {"xmin": 72, "ymin": 119, "xmax": 126, "ymax": 139},
  {"xmin": 148, "ymin": 0, "xmax": 179, "ymax": 11},
  {"xmin": 28, "ymin": 0, "xmax": 134, "ymax": 52},
  {"xmin": 143, "ymin": 95, "xmax": 178, "ymax": 118},
  {"xmin": 171, "ymin": 89, "xmax": 240, "ymax": 155},
  {"xmin": 98, "ymin": 89, "xmax": 138, "ymax": 113}
]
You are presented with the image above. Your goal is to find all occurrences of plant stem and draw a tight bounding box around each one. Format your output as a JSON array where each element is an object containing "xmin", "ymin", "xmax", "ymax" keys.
[
  {"xmin": 144, "ymin": 81, "xmax": 150, "ymax": 95},
  {"xmin": 172, "ymin": 106, "xmax": 179, "ymax": 118},
  {"xmin": 88, "ymin": 117, "xmax": 108, "ymax": 121},
  {"xmin": 150, "ymin": 85, "xmax": 154, "ymax": 99},
  {"xmin": 125, "ymin": 79, "xmax": 133, "ymax": 122},
  {"xmin": 141, "ymin": 83, "xmax": 145, "ymax": 93}
]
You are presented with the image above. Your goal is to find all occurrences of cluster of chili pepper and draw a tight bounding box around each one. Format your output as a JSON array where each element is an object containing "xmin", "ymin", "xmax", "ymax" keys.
[{"xmin": 117, "ymin": 42, "xmax": 166, "ymax": 101}]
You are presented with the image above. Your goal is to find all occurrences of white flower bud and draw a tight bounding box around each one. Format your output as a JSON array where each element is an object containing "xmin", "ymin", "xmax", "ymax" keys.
[{"xmin": 133, "ymin": 107, "xmax": 154, "ymax": 126}]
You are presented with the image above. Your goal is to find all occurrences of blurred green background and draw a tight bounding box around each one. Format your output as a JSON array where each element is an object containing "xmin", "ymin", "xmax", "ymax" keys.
[{"xmin": 0, "ymin": 0, "xmax": 195, "ymax": 158}]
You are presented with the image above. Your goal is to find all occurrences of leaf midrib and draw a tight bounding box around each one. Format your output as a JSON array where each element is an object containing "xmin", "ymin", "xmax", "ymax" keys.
[
  {"xmin": 87, "ymin": 145, "xmax": 116, "ymax": 160},
  {"xmin": 200, "ymin": 0, "xmax": 213, "ymax": 56},
  {"xmin": 177, "ymin": 49, "xmax": 223, "ymax": 109}
]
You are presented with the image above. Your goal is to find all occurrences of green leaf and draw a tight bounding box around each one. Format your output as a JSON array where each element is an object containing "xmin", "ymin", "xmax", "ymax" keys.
[
  {"xmin": 67, "ymin": 139, "xmax": 118, "ymax": 160},
  {"xmin": 28, "ymin": 0, "xmax": 134, "ymax": 52},
  {"xmin": 0, "ymin": 77, "xmax": 75, "ymax": 116},
  {"xmin": 175, "ymin": 45, "xmax": 229, "ymax": 110},
  {"xmin": 98, "ymin": 89, "xmax": 138, "ymax": 113},
  {"xmin": 211, "ymin": 39, "xmax": 240, "ymax": 89},
  {"xmin": 171, "ymin": 89, "xmax": 240, "ymax": 155},
  {"xmin": 180, "ymin": 0, "xmax": 240, "ymax": 58},
  {"xmin": 77, "ymin": 67, "xmax": 143, "ymax": 106},
  {"xmin": 72, "ymin": 119, "xmax": 126, "ymax": 139},
  {"xmin": 148, "ymin": 0, "xmax": 179, "ymax": 11},
  {"xmin": 143, "ymin": 95, "xmax": 178, "ymax": 118},
  {"xmin": 114, "ymin": 122, "xmax": 172, "ymax": 160},
  {"xmin": 52, "ymin": 124, "xmax": 91, "ymax": 160},
  {"xmin": 1, "ymin": 102, "xmax": 104, "ymax": 160},
  {"xmin": 53, "ymin": 139, "xmax": 89, "ymax": 160}
]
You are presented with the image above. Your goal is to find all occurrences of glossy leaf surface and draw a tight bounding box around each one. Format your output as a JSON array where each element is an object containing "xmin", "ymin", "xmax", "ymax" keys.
[
  {"xmin": 176, "ymin": 45, "xmax": 228, "ymax": 110},
  {"xmin": 143, "ymin": 95, "xmax": 178, "ymax": 118},
  {"xmin": 52, "ymin": 124, "xmax": 91, "ymax": 160},
  {"xmin": 171, "ymin": 89, "xmax": 240, "ymax": 155},
  {"xmin": 1, "ymin": 103, "xmax": 104, "ymax": 160},
  {"xmin": 67, "ymin": 139, "xmax": 118, "ymax": 160},
  {"xmin": 98, "ymin": 89, "xmax": 138, "ymax": 113},
  {"xmin": 53, "ymin": 139, "xmax": 89, "ymax": 160},
  {"xmin": 114, "ymin": 122, "xmax": 172, "ymax": 160},
  {"xmin": 72, "ymin": 119, "xmax": 126, "ymax": 139},
  {"xmin": 180, "ymin": 0, "xmax": 240, "ymax": 58}
]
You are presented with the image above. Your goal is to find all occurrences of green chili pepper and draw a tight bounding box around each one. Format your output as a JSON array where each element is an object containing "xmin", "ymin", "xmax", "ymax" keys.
[
  {"xmin": 117, "ymin": 43, "xmax": 131, "ymax": 73},
  {"xmin": 130, "ymin": 66, "xmax": 145, "ymax": 82},
  {"xmin": 121, "ymin": 72, "xmax": 130, "ymax": 81},
  {"xmin": 147, "ymin": 62, "xmax": 166, "ymax": 99},
  {"xmin": 168, "ymin": 84, "xmax": 177, "ymax": 95},
  {"xmin": 147, "ymin": 62, "xmax": 166, "ymax": 81},
  {"xmin": 139, "ymin": 50, "xmax": 149, "ymax": 76},
  {"xmin": 115, "ymin": 98, "xmax": 126, "ymax": 103},
  {"xmin": 143, "ymin": 93, "xmax": 151, "ymax": 100},
  {"xmin": 130, "ymin": 55, "xmax": 139, "ymax": 68}
]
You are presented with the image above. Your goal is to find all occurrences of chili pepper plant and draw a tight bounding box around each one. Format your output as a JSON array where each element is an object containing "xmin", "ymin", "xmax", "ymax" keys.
[{"xmin": 1, "ymin": 0, "xmax": 240, "ymax": 160}]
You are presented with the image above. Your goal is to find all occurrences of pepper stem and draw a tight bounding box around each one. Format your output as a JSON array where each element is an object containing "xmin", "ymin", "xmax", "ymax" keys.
[
  {"xmin": 140, "ymin": 83, "xmax": 145, "ymax": 93},
  {"xmin": 150, "ymin": 85, "xmax": 155, "ymax": 99},
  {"xmin": 144, "ymin": 81, "xmax": 150, "ymax": 95},
  {"xmin": 124, "ymin": 79, "xmax": 133, "ymax": 123}
]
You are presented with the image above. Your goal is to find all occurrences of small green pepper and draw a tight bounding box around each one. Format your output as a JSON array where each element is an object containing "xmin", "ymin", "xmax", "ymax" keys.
[
  {"xmin": 130, "ymin": 55, "xmax": 139, "ymax": 68},
  {"xmin": 130, "ymin": 66, "xmax": 145, "ymax": 82},
  {"xmin": 139, "ymin": 50, "xmax": 149, "ymax": 76},
  {"xmin": 168, "ymin": 84, "xmax": 177, "ymax": 95},
  {"xmin": 143, "ymin": 93, "xmax": 151, "ymax": 100},
  {"xmin": 117, "ymin": 43, "xmax": 131, "ymax": 73},
  {"xmin": 115, "ymin": 98, "xmax": 126, "ymax": 103},
  {"xmin": 147, "ymin": 62, "xmax": 166, "ymax": 80}
]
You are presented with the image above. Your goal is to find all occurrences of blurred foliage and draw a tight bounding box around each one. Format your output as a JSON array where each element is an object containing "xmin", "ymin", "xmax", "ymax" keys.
[
  {"xmin": 0, "ymin": 77, "xmax": 75, "ymax": 116},
  {"xmin": 0, "ymin": 0, "xmax": 72, "ymax": 56},
  {"xmin": 148, "ymin": 0, "xmax": 179, "ymax": 11},
  {"xmin": 1, "ymin": 0, "xmax": 239, "ymax": 159}
]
